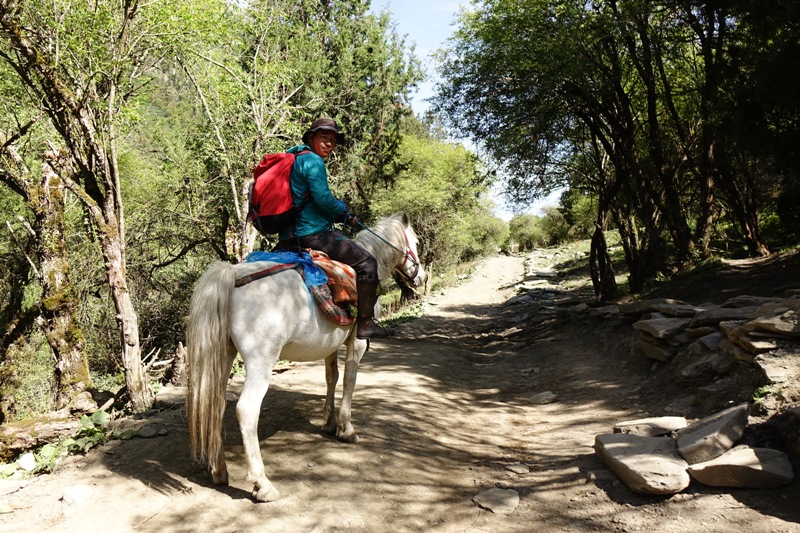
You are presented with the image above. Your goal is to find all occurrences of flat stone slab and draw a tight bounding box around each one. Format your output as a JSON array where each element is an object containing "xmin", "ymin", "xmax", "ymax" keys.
[
  {"xmin": 676, "ymin": 403, "xmax": 749, "ymax": 464},
  {"xmin": 614, "ymin": 416, "xmax": 687, "ymax": 437},
  {"xmin": 633, "ymin": 318, "xmax": 691, "ymax": 339},
  {"xmin": 619, "ymin": 299, "xmax": 688, "ymax": 316},
  {"xmin": 472, "ymin": 488, "xmax": 520, "ymax": 514},
  {"xmin": 689, "ymin": 307, "xmax": 759, "ymax": 327},
  {"xmin": 594, "ymin": 433, "xmax": 690, "ymax": 495},
  {"xmin": 688, "ymin": 445, "xmax": 795, "ymax": 488}
]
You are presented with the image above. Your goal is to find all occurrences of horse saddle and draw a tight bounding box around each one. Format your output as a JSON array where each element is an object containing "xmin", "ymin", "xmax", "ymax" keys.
[{"xmin": 236, "ymin": 249, "xmax": 357, "ymax": 325}]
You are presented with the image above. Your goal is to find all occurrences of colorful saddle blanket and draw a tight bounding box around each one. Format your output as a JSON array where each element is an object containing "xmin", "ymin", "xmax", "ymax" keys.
[{"xmin": 239, "ymin": 249, "xmax": 357, "ymax": 325}]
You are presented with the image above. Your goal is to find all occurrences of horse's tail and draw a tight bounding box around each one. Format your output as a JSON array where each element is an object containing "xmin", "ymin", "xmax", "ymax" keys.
[{"xmin": 186, "ymin": 261, "xmax": 236, "ymax": 471}]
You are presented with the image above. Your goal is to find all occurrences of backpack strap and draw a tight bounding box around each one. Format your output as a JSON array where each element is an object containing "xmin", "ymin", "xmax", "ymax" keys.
[{"xmin": 287, "ymin": 150, "xmax": 313, "ymax": 236}]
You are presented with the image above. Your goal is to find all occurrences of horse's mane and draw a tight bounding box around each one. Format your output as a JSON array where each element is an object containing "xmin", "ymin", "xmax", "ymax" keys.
[{"xmin": 353, "ymin": 213, "xmax": 408, "ymax": 282}]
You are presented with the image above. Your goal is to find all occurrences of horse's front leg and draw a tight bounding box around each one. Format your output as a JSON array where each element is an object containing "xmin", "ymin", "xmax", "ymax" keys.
[
  {"xmin": 322, "ymin": 350, "xmax": 339, "ymax": 435},
  {"xmin": 337, "ymin": 338, "xmax": 368, "ymax": 443},
  {"xmin": 236, "ymin": 368, "xmax": 279, "ymax": 502}
]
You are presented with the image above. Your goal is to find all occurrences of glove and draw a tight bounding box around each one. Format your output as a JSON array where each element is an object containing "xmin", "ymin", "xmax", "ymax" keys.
[
  {"xmin": 335, "ymin": 199, "xmax": 347, "ymax": 212},
  {"xmin": 344, "ymin": 212, "xmax": 359, "ymax": 228}
]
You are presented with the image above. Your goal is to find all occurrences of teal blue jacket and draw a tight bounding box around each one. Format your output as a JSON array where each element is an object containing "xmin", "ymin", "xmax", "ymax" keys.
[{"xmin": 278, "ymin": 144, "xmax": 347, "ymax": 240}]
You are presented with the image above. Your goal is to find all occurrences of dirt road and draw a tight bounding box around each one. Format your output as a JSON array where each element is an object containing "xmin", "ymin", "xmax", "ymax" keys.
[{"xmin": 1, "ymin": 254, "xmax": 799, "ymax": 532}]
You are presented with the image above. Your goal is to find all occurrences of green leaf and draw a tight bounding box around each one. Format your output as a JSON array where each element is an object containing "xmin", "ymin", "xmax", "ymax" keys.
[
  {"xmin": 90, "ymin": 410, "xmax": 110, "ymax": 427},
  {"xmin": 80, "ymin": 415, "xmax": 94, "ymax": 430}
]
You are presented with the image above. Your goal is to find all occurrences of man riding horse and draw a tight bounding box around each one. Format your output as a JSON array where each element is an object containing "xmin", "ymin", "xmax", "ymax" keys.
[{"xmin": 276, "ymin": 117, "xmax": 392, "ymax": 339}]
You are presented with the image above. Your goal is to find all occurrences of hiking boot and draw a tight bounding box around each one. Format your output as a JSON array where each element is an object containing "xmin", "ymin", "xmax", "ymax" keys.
[{"xmin": 357, "ymin": 318, "xmax": 394, "ymax": 339}]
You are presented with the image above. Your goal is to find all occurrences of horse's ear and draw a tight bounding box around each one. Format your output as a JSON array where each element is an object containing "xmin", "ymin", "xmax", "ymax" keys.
[{"xmin": 401, "ymin": 212, "xmax": 410, "ymax": 227}]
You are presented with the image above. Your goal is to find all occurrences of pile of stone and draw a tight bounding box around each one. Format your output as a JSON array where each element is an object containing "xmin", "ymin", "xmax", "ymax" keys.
[
  {"xmin": 594, "ymin": 403, "xmax": 795, "ymax": 494},
  {"xmin": 617, "ymin": 295, "xmax": 800, "ymax": 387}
]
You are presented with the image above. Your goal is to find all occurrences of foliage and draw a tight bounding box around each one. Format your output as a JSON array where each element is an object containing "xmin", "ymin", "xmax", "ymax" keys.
[
  {"xmin": 508, "ymin": 215, "xmax": 545, "ymax": 251},
  {"xmin": 370, "ymin": 131, "xmax": 505, "ymax": 271},
  {"xmin": 0, "ymin": 331, "xmax": 56, "ymax": 421},
  {"xmin": 62, "ymin": 411, "xmax": 110, "ymax": 454}
]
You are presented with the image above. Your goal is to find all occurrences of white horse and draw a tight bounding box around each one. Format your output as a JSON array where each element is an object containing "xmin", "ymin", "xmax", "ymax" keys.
[{"xmin": 186, "ymin": 213, "xmax": 425, "ymax": 502}]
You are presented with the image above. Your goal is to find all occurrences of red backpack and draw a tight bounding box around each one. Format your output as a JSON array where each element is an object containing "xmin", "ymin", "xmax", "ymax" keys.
[{"xmin": 247, "ymin": 150, "xmax": 310, "ymax": 235}]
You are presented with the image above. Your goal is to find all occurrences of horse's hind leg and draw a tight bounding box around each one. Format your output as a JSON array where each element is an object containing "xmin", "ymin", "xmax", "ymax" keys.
[
  {"xmin": 322, "ymin": 351, "xmax": 339, "ymax": 435},
  {"xmin": 236, "ymin": 364, "xmax": 279, "ymax": 502}
]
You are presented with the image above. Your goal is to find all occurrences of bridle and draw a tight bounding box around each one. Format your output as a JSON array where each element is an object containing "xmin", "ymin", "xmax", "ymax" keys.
[
  {"xmin": 356, "ymin": 222, "xmax": 421, "ymax": 285},
  {"xmin": 397, "ymin": 231, "xmax": 421, "ymax": 284}
]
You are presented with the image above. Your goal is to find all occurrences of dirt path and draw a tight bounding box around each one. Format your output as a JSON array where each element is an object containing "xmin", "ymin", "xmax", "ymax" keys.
[{"xmin": 1, "ymin": 254, "xmax": 799, "ymax": 532}]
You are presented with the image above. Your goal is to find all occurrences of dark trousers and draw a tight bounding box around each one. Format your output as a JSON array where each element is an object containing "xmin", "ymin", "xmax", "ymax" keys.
[
  {"xmin": 281, "ymin": 231, "xmax": 380, "ymax": 321},
  {"xmin": 293, "ymin": 231, "xmax": 378, "ymax": 282}
]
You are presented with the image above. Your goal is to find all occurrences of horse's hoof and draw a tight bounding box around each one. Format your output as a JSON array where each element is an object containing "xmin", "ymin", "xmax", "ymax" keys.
[
  {"xmin": 338, "ymin": 431, "xmax": 359, "ymax": 444},
  {"xmin": 211, "ymin": 469, "xmax": 229, "ymax": 485},
  {"xmin": 253, "ymin": 484, "xmax": 280, "ymax": 502}
]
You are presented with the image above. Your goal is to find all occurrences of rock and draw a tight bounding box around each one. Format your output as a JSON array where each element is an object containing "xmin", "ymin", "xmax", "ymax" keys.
[
  {"xmin": 17, "ymin": 453, "xmax": 36, "ymax": 472},
  {"xmin": 735, "ymin": 336, "xmax": 780, "ymax": 355},
  {"xmin": 720, "ymin": 338, "xmax": 755, "ymax": 363},
  {"xmin": 754, "ymin": 349, "xmax": 800, "ymax": 385},
  {"xmin": 686, "ymin": 326, "xmax": 719, "ymax": 338},
  {"xmin": 698, "ymin": 332, "xmax": 724, "ymax": 351},
  {"xmin": 749, "ymin": 313, "xmax": 800, "ymax": 338},
  {"xmin": 139, "ymin": 425, "xmax": 159, "ymax": 439},
  {"xmin": 651, "ymin": 302, "xmax": 704, "ymax": 317},
  {"xmin": 155, "ymin": 385, "xmax": 187, "ymax": 407},
  {"xmin": 61, "ymin": 484, "xmax": 94, "ymax": 505},
  {"xmin": 472, "ymin": 488, "xmax": 519, "ymax": 514},
  {"xmin": 633, "ymin": 318, "xmax": 692, "ymax": 339},
  {"xmin": 618, "ymin": 299, "xmax": 688, "ymax": 316},
  {"xmin": 689, "ymin": 306, "xmax": 759, "ymax": 327},
  {"xmin": 688, "ymin": 445, "xmax": 794, "ymax": 488},
  {"xmin": 613, "ymin": 416, "xmax": 687, "ymax": 437},
  {"xmin": 590, "ymin": 305, "xmax": 620, "ymax": 318},
  {"xmin": 637, "ymin": 340, "xmax": 675, "ymax": 362},
  {"xmin": 676, "ymin": 403, "xmax": 749, "ymax": 464},
  {"xmin": 594, "ymin": 433, "xmax": 690, "ymax": 495},
  {"xmin": 505, "ymin": 463, "xmax": 530, "ymax": 474},
  {"xmin": 681, "ymin": 352, "xmax": 733, "ymax": 379},
  {"xmin": 754, "ymin": 298, "xmax": 800, "ymax": 315},
  {"xmin": 721, "ymin": 295, "xmax": 781, "ymax": 308},
  {"xmin": 69, "ymin": 391, "xmax": 98, "ymax": 414},
  {"xmin": 527, "ymin": 391, "xmax": 557, "ymax": 404}
]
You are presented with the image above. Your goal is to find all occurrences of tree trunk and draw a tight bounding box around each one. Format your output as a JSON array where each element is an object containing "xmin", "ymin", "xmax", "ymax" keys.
[
  {"xmin": 100, "ymin": 229, "xmax": 153, "ymax": 412},
  {"xmin": 35, "ymin": 147, "xmax": 91, "ymax": 410},
  {"xmin": 589, "ymin": 222, "xmax": 617, "ymax": 301}
]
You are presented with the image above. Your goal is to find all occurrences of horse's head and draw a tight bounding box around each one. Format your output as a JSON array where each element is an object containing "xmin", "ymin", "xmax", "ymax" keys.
[
  {"xmin": 355, "ymin": 212, "xmax": 426, "ymax": 288},
  {"xmin": 395, "ymin": 213, "xmax": 426, "ymax": 288}
]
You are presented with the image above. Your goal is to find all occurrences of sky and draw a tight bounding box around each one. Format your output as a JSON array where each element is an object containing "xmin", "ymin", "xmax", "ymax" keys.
[
  {"xmin": 370, "ymin": 0, "xmax": 462, "ymax": 116},
  {"xmin": 370, "ymin": 0, "xmax": 562, "ymax": 219}
]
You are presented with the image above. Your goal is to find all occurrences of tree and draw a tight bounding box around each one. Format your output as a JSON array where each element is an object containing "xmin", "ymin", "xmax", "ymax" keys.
[
  {"xmin": 0, "ymin": 0, "xmax": 193, "ymax": 411},
  {"xmin": 174, "ymin": 0, "xmax": 422, "ymax": 261},
  {"xmin": 434, "ymin": 0, "xmax": 774, "ymax": 291}
]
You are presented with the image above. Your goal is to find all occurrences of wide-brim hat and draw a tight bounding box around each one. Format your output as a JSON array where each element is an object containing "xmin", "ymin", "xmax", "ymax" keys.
[{"xmin": 302, "ymin": 118, "xmax": 346, "ymax": 145}]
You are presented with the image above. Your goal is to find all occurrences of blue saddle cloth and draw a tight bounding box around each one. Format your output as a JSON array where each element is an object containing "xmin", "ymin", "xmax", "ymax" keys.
[{"xmin": 245, "ymin": 250, "xmax": 328, "ymax": 288}]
